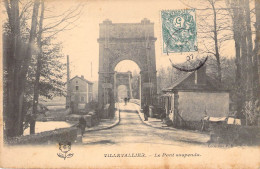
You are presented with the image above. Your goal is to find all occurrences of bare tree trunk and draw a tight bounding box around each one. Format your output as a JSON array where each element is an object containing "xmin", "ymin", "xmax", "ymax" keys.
[
  {"xmin": 252, "ymin": 0, "xmax": 260, "ymax": 101},
  {"xmin": 14, "ymin": 0, "xmax": 39, "ymax": 136},
  {"xmin": 229, "ymin": 0, "xmax": 245, "ymax": 117},
  {"xmin": 211, "ymin": 0, "xmax": 222, "ymax": 82},
  {"xmin": 244, "ymin": 0, "xmax": 254, "ymax": 100},
  {"xmin": 239, "ymin": 0, "xmax": 249, "ymax": 122},
  {"xmin": 30, "ymin": 0, "xmax": 44, "ymax": 134},
  {"xmin": 4, "ymin": 0, "xmax": 23, "ymax": 137},
  {"xmin": 234, "ymin": 31, "xmax": 243, "ymax": 116},
  {"xmin": 4, "ymin": 0, "xmax": 82, "ymax": 137}
]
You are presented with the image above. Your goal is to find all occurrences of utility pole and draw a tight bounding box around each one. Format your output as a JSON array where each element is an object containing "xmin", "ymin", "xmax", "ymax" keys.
[
  {"xmin": 91, "ymin": 62, "xmax": 93, "ymax": 78},
  {"xmin": 66, "ymin": 55, "xmax": 71, "ymax": 108}
]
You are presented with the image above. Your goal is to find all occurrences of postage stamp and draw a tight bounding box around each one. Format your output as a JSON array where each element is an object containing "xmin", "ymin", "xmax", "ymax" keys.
[{"xmin": 161, "ymin": 9, "xmax": 198, "ymax": 53}]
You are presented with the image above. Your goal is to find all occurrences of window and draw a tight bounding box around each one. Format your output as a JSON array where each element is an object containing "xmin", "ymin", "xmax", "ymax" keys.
[
  {"xmin": 81, "ymin": 96, "xmax": 85, "ymax": 102},
  {"xmin": 76, "ymin": 86, "xmax": 79, "ymax": 91},
  {"xmin": 71, "ymin": 95, "xmax": 75, "ymax": 101},
  {"xmin": 88, "ymin": 85, "xmax": 93, "ymax": 92}
]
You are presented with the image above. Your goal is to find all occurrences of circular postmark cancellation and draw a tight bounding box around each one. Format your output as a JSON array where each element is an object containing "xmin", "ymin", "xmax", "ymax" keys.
[
  {"xmin": 160, "ymin": 9, "xmax": 207, "ymax": 72},
  {"xmin": 169, "ymin": 55, "xmax": 208, "ymax": 72}
]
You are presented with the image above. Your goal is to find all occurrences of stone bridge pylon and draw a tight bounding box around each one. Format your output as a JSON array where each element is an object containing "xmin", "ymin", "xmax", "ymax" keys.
[{"xmin": 97, "ymin": 18, "xmax": 157, "ymax": 111}]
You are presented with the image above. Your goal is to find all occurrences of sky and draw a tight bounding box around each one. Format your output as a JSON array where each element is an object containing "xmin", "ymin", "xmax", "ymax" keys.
[{"xmin": 44, "ymin": 0, "xmax": 236, "ymax": 82}]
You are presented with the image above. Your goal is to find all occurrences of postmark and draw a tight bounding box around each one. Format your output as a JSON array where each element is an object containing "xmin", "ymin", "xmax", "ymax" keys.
[
  {"xmin": 161, "ymin": 9, "xmax": 198, "ymax": 54},
  {"xmin": 169, "ymin": 56, "xmax": 208, "ymax": 72}
]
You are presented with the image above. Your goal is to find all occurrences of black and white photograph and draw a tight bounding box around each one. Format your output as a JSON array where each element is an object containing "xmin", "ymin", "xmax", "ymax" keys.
[{"xmin": 0, "ymin": 0, "xmax": 260, "ymax": 168}]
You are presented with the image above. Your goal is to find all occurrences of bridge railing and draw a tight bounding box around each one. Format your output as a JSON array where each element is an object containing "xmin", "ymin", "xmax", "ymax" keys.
[{"xmin": 129, "ymin": 99, "xmax": 141, "ymax": 106}]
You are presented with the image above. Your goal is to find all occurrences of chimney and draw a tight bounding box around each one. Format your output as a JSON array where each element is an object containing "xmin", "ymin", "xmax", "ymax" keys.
[
  {"xmin": 196, "ymin": 64, "xmax": 206, "ymax": 85},
  {"xmin": 81, "ymin": 75, "xmax": 84, "ymax": 79}
]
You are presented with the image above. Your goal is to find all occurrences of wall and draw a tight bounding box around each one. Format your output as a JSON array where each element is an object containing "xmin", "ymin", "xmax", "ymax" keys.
[
  {"xmin": 69, "ymin": 77, "xmax": 94, "ymax": 113},
  {"xmin": 88, "ymin": 84, "xmax": 93, "ymax": 102},
  {"xmin": 178, "ymin": 91, "xmax": 229, "ymax": 121},
  {"xmin": 92, "ymin": 81, "xmax": 98, "ymax": 101}
]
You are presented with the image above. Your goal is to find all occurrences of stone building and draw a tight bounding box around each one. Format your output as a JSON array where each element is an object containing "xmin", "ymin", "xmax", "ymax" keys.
[
  {"xmin": 162, "ymin": 65, "xmax": 230, "ymax": 126},
  {"xmin": 66, "ymin": 75, "xmax": 93, "ymax": 113}
]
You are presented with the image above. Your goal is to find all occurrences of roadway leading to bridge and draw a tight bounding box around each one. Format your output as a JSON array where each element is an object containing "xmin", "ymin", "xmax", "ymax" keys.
[
  {"xmin": 78, "ymin": 103, "xmax": 259, "ymax": 168},
  {"xmin": 82, "ymin": 103, "xmax": 209, "ymax": 146}
]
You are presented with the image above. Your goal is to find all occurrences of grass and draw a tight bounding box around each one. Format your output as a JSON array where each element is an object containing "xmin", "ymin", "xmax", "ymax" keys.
[{"xmin": 37, "ymin": 108, "xmax": 71, "ymax": 121}]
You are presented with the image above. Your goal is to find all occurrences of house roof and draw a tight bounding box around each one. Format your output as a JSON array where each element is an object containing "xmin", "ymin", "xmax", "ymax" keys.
[
  {"xmin": 69, "ymin": 76, "xmax": 93, "ymax": 84},
  {"xmin": 163, "ymin": 71, "xmax": 226, "ymax": 92},
  {"xmin": 164, "ymin": 72, "xmax": 193, "ymax": 91}
]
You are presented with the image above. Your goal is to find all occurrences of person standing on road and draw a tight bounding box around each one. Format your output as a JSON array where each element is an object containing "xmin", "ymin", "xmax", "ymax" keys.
[
  {"xmin": 143, "ymin": 104, "xmax": 149, "ymax": 121},
  {"xmin": 79, "ymin": 116, "xmax": 86, "ymax": 136},
  {"xmin": 124, "ymin": 97, "xmax": 128, "ymax": 105}
]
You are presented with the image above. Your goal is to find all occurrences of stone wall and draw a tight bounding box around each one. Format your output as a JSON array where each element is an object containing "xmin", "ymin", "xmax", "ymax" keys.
[{"xmin": 178, "ymin": 91, "xmax": 229, "ymax": 121}]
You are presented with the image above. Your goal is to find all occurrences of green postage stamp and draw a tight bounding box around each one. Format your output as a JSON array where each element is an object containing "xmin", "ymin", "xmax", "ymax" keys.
[{"xmin": 161, "ymin": 9, "xmax": 198, "ymax": 53}]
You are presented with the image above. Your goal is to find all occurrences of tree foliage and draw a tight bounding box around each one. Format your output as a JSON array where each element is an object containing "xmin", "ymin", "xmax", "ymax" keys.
[{"xmin": 3, "ymin": 0, "xmax": 82, "ymax": 137}]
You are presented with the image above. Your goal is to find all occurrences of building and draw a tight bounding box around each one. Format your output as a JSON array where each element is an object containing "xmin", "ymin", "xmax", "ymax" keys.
[
  {"xmin": 66, "ymin": 75, "xmax": 93, "ymax": 113},
  {"xmin": 162, "ymin": 65, "xmax": 230, "ymax": 127}
]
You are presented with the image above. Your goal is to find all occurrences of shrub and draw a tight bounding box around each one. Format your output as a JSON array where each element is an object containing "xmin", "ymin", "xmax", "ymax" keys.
[
  {"xmin": 209, "ymin": 124, "xmax": 260, "ymax": 146},
  {"xmin": 5, "ymin": 127, "xmax": 77, "ymax": 145}
]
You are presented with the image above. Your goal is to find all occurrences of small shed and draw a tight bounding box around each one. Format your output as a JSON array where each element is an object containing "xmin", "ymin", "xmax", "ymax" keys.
[{"xmin": 162, "ymin": 65, "xmax": 229, "ymax": 127}]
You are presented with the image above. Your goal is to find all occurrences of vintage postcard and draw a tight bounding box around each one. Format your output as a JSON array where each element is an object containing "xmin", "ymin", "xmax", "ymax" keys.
[{"xmin": 1, "ymin": 0, "xmax": 260, "ymax": 168}]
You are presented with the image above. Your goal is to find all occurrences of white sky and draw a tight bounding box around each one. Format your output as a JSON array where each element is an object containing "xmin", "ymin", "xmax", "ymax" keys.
[
  {"xmin": 114, "ymin": 60, "xmax": 140, "ymax": 73},
  {"xmin": 43, "ymin": 0, "xmax": 237, "ymax": 81}
]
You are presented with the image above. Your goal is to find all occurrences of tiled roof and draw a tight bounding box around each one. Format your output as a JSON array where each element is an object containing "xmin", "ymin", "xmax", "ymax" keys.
[
  {"xmin": 163, "ymin": 72, "xmax": 194, "ymax": 91},
  {"xmin": 69, "ymin": 76, "xmax": 93, "ymax": 84},
  {"xmin": 163, "ymin": 71, "xmax": 226, "ymax": 92}
]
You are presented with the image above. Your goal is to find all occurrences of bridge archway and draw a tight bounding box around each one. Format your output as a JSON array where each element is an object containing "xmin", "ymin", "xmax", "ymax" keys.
[
  {"xmin": 98, "ymin": 18, "xmax": 157, "ymax": 110},
  {"xmin": 114, "ymin": 60, "xmax": 141, "ymax": 102},
  {"xmin": 117, "ymin": 85, "xmax": 128, "ymax": 101}
]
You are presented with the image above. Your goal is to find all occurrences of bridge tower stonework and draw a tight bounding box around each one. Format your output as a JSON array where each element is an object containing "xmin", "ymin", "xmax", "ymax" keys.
[
  {"xmin": 114, "ymin": 71, "xmax": 133, "ymax": 101},
  {"xmin": 98, "ymin": 19, "xmax": 157, "ymax": 111}
]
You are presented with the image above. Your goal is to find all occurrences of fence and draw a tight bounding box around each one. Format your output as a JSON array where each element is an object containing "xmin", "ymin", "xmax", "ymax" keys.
[{"xmin": 129, "ymin": 99, "xmax": 141, "ymax": 106}]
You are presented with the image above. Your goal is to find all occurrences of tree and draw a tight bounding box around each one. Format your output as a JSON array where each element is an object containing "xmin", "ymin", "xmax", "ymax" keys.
[
  {"xmin": 225, "ymin": 0, "xmax": 259, "ymax": 120},
  {"xmin": 157, "ymin": 64, "xmax": 188, "ymax": 93},
  {"xmin": 200, "ymin": 0, "xmax": 233, "ymax": 82},
  {"xmin": 206, "ymin": 56, "xmax": 236, "ymax": 90},
  {"xmin": 3, "ymin": 0, "xmax": 83, "ymax": 137},
  {"xmin": 31, "ymin": 0, "xmax": 44, "ymax": 134},
  {"xmin": 23, "ymin": 38, "xmax": 66, "ymax": 133},
  {"xmin": 252, "ymin": 0, "xmax": 260, "ymax": 102},
  {"xmin": 4, "ymin": 0, "xmax": 40, "ymax": 137},
  {"xmin": 207, "ymin": 0, "xmax": 222, "ymax": 82},
  {"xmin": 28, "ymin": 1, "xmax": 83, "ymax": 134},
  {"xmin": 181, "ymin": 0, "xmax": 233, "ymax": 82}
]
